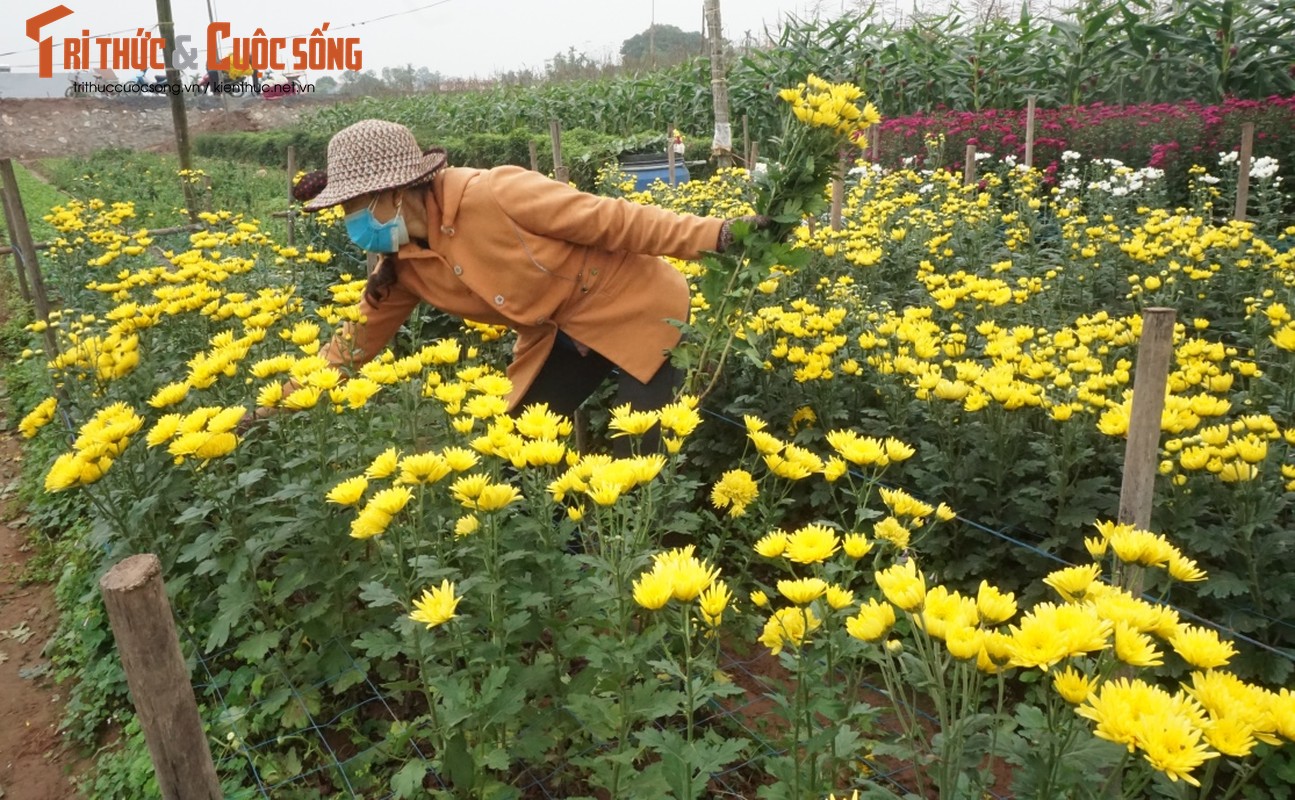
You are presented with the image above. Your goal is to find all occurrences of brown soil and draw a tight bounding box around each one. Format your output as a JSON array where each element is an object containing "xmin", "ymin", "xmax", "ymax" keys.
[
  {"xmin": 0, "ymin": 95, "xmax": 333, "ymax": 160},
  {"xmin": 0, "ymin": 412, "xmax": 87, "ymax": 798}
]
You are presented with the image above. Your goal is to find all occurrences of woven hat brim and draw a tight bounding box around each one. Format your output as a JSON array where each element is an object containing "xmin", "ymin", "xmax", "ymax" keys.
[{"xmin": 303, "ymin": 151, "xmax": 446, "ymax": 211}]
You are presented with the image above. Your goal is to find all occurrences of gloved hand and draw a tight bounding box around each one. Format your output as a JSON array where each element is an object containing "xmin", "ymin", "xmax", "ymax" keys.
[{"xmin": 717, "ymin": 214, "xmax": 775, "ymax": 253}]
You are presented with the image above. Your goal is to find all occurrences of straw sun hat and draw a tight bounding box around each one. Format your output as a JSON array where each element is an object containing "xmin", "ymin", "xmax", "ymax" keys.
[{"xmin": 304, "ymin": 119, "xmax": 447, "ymax": 210}]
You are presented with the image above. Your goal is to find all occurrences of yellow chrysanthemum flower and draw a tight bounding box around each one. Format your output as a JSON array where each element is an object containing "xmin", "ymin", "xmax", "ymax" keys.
[
  {"xmin": 846, "ymin": 598, "xmax": 896, "ymax": 642},
  {"xmin": 759, "ymin": 606, "xmax": 822, "ymax": 655},
  {"xmin": 409, "ymin": 579, "xmax": 461, "ymax": 629},
  {"xmin": 777, "ymin": 577, "xmax": 828, "ymax": 605},
  {"xmin": 710, "ymin": 469, "xmax": 758, "ymax": 517},
  {"xmin": 366, "ymin": 447, "xmax": 401, "ymax": 479},
  {"xmin": 783, "ymin": 523, "xmax": 840, "ymax": 564},
  {"xmin": 326, "ymin": 475, "xmax": 368, "ymax": 506},
  {"xmin": 1052, "ymin": 665, "xmax": 1097, "ymax": 704},
  {"xmin": 18, "ymin": 397, "xmax": 58, "ymax": 439}
]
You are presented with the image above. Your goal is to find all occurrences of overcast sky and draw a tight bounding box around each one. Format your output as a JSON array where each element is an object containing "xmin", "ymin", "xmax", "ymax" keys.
[{"xmin": 3, "ymin": 0, "xmax": 878, "ymax": 78}]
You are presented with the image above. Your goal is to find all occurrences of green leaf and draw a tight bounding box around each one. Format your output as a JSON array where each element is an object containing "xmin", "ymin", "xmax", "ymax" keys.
[
  {"xmin": 233, "ymin": 629, "xmax": 281, "ymax": 663},
  {"xmin": 359, "ymin": 581, "xmax": 401, "ymax": 608},
  {"xmin": 354, "ymin": 629, "xmax": 402, "ymax": 660},
  {"xmin": 390, "ymin": 760, "xmax": 429, "ymax": 799},
  {"xmin": 443, "ymin": 732, "xmax": 475, "ymax": 791},
  {"xmin": 236, "ymin": 468, "xmax": 268, "ymax": 490}
]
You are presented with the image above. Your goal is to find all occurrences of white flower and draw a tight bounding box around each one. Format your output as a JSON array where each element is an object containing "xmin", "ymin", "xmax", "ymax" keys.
[
  {"xmin": 974, "ymin": 151, "xmax": 992, "ymax": 162},
  {"xmin": 1200, "ymin": 174, "xmax": 1221, "ymax": 185},
  {"xmin": 1251, "ymin": 156, "xmax": 1280, "ymax": 180},
  {"xmin": 1218, "ymin": 151, "xmax": 1239, "ymax": 165},
  {"xmin": 1062, "ymin": 150, "xmax": 1082, "ymax": 162}
]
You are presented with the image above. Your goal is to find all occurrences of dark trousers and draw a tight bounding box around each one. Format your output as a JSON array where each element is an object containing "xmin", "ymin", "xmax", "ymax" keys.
[{"xmin": 515, "ymin": 332, "xmax": 679, "ymax": 449}]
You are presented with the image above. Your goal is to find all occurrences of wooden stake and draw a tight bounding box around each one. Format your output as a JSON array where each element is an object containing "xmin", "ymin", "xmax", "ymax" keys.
[
  {"xmin": 100, "ymin": 555, "xmax": 222, "ymax": 800},
  {"xmin": 1234, "ymin": 122, "xmax": 1255, "ymax": 222},
  {"xmin": 0, "ymin": 159, "xmax": 58, "ymax": 360},
  {"xmin": 1117, "ymin": 307, "xmax": 1176, "ymax": 592},
  {"xmin": 549, "ymin": 120, "xmax": 569, "ymax": 184},
  {"xmin": 155, "ymin": 0, "xmax": 198, "ymax": 223},
  {"xmin": 0, "ymin": 187, "xmax": 33, "ymax": 302},
  {"xmin": 749, "ymin": 142, "xmax": 759, "ymax": 173},
  {"xmin": 528, "ymin": 140, "xmax": 539, "ymax": 172},
  {"xmin": 870, "ymin": 125, "xmax": 880, "ymax": 165},
  {"xmin": 1024, "ymin": 95, "xmax": 1036, "ymax": 169},
  {"xmin": 742, "ymin": 114, "xmax": 750, "ymax": 168},
  {"xmin": 285, "ymin": 145, "xmax": 297, "ymax": 248},
  {"xmin": 964, "ymin": 144, "xmax": 977, "ymax": 186},
  {"xmin": 667, "ymin": 123, "xmax": 677, "ymax": 187},
  {"xmin": 830, "ymin": 155, "xmax": 845, "ymax": 232}
]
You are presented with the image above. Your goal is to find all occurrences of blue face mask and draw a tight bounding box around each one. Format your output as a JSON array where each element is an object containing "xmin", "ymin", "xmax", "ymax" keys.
[{"xmin": 344, "ymin": 197, "xmax": 409, "ymax": 253}]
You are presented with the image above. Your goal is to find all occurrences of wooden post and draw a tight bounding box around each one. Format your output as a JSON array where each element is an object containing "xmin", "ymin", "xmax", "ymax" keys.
[
  {"xmin": 99, "ymin": 555, "xmax": 222, "ymax": 800},
  {"xmin": 870, "ymin": 126, "xmax": 880, "ymax": 165},
  {"xmin": 0, "ymin": 159, "xmax": 58, "ymax": 360},
  {"xmin": 0, "ymin": 187, "xmax": 33, "ymax": 302},
  {"xmin": 1024, "ymin": 95, "xmax": 1036, "ymax": 169},
  {"xmin": 704, "ymin": 0, "xmax": 734, "ymax": 168},
  {"xmin": 742, "ymin": 114, "xmax": 750, "ymax": 168},
  {"xmin": 155, "ymin": 0, "xmax": 199, "ymax": 223},
  {"xmin": 285, "ymin": 145, "xmax": 297, "ymax": 248},
  {"xmin": 528, "ymin": 141, "xmax": 539, "ymax": 172},
  {"xmin": 830, "ymin": 155, "xmax": 845, "ymax": 231},
  {"xmin": 1117, "ymin": 308, "xmax": 1176, "ymax": 593},
  {"xmin": 1234, "ymin": 122, "xmax": 1254, "ymax": 222},
  {"xmin": 964, "ymin": 143, "xmax": 977, "ymax": 186},
  {"xmin": 749, "ymin": 142, "xmax": 759, "ymax": 173},
  {"xmin": 549, "ymin": 120, "xmax": 569, "ymax": 184},
  {"xmin": 667, "ymin": 123, "xmax": 677, "ymax": 187}
]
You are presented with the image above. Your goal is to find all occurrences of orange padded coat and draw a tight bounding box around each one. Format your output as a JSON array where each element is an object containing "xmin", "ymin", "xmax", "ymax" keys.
[{"xmin": 320, "ymin": 165, "xmax": 725, "ymax": 409}]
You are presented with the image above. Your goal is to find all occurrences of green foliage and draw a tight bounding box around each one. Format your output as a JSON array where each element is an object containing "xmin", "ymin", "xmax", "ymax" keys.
[
  {"xmin": 196, "ymin": 125, "xmax": 703, "ymax": 193},
  {"xmin": 620, "ymin": 24, "xmax": 707, "ymax": 68}
]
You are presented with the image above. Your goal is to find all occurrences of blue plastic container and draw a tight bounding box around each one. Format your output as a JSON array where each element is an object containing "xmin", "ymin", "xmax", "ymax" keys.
[{"xmin": 619, "ymin": 154, "xmax": 690, "ymax": 191}]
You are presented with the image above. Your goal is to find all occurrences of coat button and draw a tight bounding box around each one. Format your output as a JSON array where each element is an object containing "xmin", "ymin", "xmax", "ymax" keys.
[
  {"xmin": 452, "ymin": 265, "xmax": 463, "ymax": 275},
  {"xmin": 494, "ymin": 295, "xmax": 505, "ymax": 305}
]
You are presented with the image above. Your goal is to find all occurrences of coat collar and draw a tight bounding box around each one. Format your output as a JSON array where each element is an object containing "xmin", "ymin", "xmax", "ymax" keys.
[{"xmin": 430, "ymin": 167, "xmax": 476, "ymax": 237}]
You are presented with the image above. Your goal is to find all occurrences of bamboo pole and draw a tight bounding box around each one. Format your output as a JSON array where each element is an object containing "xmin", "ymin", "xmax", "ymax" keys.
[
  {"xmin": 549, "ymin": 120, "xmax": 569, "ymax": 184},
  {"xmin": 1024, "ymin": 95, "xmax": 1036, "ymax": 169},
  {"xmin": 528, "ymin": 141, "xmax": 539, "ymax": 172},
  {"xmin": 99, "ymin": 554, "xmax": 222, "ymax": 800},
  {"xmin": 1117, "ymin": 308, "xmax": 1176, "ymax": 593},
  {"xmin": 0, "ymin": 188, "xmax": 33, "ymax": 302},
  {"xmin": 0, "ymin": 159, "xmax": 58, "ymax": 360},
  {"xmin": 285, "ymin": 145, "xmax": 297, "ymax": 248},
  {"xmin": 964, "ymin": 144, "xmax": 977, "ymax": 186},
  {"xmin": 1234, "ymin": 122, "xmax": 1255, "ymax": 222}
]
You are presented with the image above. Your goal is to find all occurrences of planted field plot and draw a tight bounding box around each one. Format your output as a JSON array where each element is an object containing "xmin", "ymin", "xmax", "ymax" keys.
[{"xmin": 3, "ymin": 70, "xmax": 1295, "ymax": 800}]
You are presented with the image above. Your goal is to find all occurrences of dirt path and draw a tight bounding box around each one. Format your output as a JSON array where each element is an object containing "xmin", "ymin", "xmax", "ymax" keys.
[{"xmin": 0, "ymin": 403, "xmax": 85, "ymax": 799}]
